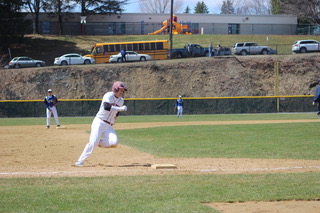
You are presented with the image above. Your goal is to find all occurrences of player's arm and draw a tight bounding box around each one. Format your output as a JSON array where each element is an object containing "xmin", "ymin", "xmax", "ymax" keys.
[
  {"xmin": 54, "ymin": 96, "xmax": 58, "ymax": 106},
  {"xmin": 313, "ymin": 87, "xmax": 320, "ymax": 103},
  {"xmin": 103, "ymin": 102, "xmax": 127, "ymax": 112},
  {"xmin": 44, "ymin": 98, "xmax": 50, "ymax": 110}
]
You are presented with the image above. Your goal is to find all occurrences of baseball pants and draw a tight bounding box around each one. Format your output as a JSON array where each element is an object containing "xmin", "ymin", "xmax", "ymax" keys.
[
  {"xmin": 77, "ymin": 117, "xmax": 118, "ymax": 163},
  {"xmin": 46, "ymin": 106, "xmax": 60, "ymax": 126},
  {"xmin": 177, "ymin": 106, "xmax": 183, "ymax": 117}
]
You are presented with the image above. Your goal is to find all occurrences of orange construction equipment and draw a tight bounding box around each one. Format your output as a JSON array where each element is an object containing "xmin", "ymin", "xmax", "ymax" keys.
[{"xmin": 148, "ymin": 16, "xmax": 192, "ymax": 35}]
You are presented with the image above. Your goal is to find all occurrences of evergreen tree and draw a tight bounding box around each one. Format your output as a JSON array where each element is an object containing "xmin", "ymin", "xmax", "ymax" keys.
[
  {"xmin": 194, "ymin": 1, "xmax": 209, "ymax": 14},
  {"xmin": 271, "ymin": 0, "xmax": 281, "ymax": 14},
  {"xmin": 220, "ymin": 0, "xmax": 234, "ymax": 14},
  {"xmin": 184, "ymin": 5, "xmax": 191, "ymax": 14},
  {"xmin": 0, "ymin": 0, "xmax": 30, "ymax": 43}
]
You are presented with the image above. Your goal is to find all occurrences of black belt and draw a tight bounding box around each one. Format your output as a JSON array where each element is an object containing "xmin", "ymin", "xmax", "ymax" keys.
[{"xmin": 102, "ymin": 119, "xmax": 113, "ymax": 126}]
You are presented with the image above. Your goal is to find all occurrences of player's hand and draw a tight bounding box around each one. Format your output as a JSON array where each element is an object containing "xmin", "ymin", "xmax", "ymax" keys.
[
  {"xmin": 118, "ymin": 105, "xmax": 127, "ymax": 112},
  {"xmin": 313, "ymin": 102, "xmax": 315, "ymax": 105}
]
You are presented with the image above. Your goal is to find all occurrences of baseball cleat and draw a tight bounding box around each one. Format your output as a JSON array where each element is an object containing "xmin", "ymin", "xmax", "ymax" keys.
[
  {"xmin": 46, "ymin": 126, "xmax": 50, "ymax": 129},
  {"xmin": 75, "ymin": 161, "xmax": 84, "ymax": 167}
]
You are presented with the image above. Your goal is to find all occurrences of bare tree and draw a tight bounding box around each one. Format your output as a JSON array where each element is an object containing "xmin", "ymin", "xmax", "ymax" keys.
[
  {"xmin": 24, "ymin": 0, "xmax": 45, "ymax": 34},
  {"xmin": 280, "ymin": 0, "xmax": 320, "ymax": 24},
  {"xmin": 223, "ymin": 0, "xmax": 271, "ymax": 15},
  {"xmin": 138, "ymin": 0, "xmax": 183, "ymax": 13},
  {"xmin": 220, "ymin": 0, "xmax": 235, "ymax": 14},
  {"xmin": 43, "ymin": 0, "xmax": 74, "ymax": 35}
]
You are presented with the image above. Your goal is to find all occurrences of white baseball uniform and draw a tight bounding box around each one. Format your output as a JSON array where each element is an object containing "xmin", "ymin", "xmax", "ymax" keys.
[
  {"xmin": 44, "ymin": 94, "xmax": 60, "ymax": 127},
  {"xmin": 76, "ymin": 91, "xmax": 125, "ymax": 164}
]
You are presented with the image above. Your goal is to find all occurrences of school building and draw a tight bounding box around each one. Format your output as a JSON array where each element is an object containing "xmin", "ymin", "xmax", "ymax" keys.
[{"xmin": 25, "ymin": 12, "xmax": 298, "ymax": 35}]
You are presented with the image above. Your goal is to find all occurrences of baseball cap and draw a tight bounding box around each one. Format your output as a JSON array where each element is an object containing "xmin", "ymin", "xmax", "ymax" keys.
[
  {"xmin": 48, "ymin": 89, "xmax": 52, "ymax": 92},
  {"xmin": 179, "ymin": 95, "xmax": 182, "ymax": 98},
  {"xmin": 112, "ymin": 81, "xmax": 127, "ymax": 92}
]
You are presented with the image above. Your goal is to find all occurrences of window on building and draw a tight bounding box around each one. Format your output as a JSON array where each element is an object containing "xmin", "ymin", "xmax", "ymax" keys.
[
  {"xmin": 228, "ymin": 24, "xmax": 239, "ymax": 34},
  {"xmin": 42, "ymin": 21, "xmax": 51, "ymax": 34},
  {"xmin": 117, "ymin": 23, "xmax": 126, "ymax": 35}
]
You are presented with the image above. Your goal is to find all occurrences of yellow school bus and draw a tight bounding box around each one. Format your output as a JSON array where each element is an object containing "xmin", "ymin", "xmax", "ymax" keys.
[{"xmin": 85, "ymin": 40, "xmax": 169, "ymax": 63}]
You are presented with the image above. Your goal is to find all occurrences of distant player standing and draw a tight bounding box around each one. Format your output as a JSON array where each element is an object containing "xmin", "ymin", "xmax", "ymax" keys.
[
  {"xmin": 311, "ymin": 80, "xmax": 320, "ymax": 118},
  {"xmin": 44, "ymin": 89, "xmax": 60, "ymax": 128},
  {"xmin": 175, "ymin": 95, "xmax": 184, "ymax": 118},
  {"xmin": 75, "ymin": 81, "xmax": 128, "ymax": 167}
]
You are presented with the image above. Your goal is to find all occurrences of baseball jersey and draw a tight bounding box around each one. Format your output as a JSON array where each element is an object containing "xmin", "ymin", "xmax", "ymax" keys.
[
  {"xmin": 96, "ymin": 92, "xmax": 124, "ymax": 124},
  {"xmin": 176, "ymin": 99, "xmax": 184, "ymax": 107},
  {"xmin": 44, "ymin": 95, "xmax": 58, "ymax": 109},
  {"xmin": 313, "ymin": 86, "xmax": 320, "ymax": 102}
]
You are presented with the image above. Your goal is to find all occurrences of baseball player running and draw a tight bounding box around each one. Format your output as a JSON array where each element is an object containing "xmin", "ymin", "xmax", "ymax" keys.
[
  {"xmin": 75, "ymin": 81, "xmax": 128, "ymax": 167},
  {"xmin": 175, "ymin": 95, "xmax": 184, "ymax": 118},
  {"xmin": 44, "ymin": 89, "xmax": 60, "ymax": 128}
]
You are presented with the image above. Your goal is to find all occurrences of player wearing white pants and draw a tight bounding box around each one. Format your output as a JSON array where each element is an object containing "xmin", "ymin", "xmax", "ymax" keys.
[
  {"xmin": 44, "ymin": 89, "xmax": 60, "ymax": 128},
  {"xmin": 175, "ymin": 95, "xmax": 184, "ymax": 118},
  {"xmin": 75, "ymin": 81, "xmax": 128, "ymax": 167},
  {"xmin": 46, "ymin": 106, "xmax": 60, "ymax": 127}
]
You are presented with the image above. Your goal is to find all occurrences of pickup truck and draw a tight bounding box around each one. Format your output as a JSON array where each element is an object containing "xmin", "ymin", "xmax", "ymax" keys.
[
  {"xmin": 171, "ymin": 44, "xmax": 209, "ymax": 58},
  {"xmin": 232, "ymin": 42, "xmax": 275, "ymax": 56}
]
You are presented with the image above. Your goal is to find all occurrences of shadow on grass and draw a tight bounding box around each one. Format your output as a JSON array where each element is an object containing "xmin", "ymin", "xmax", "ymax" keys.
[{"xmin": 3, "ymin": 37, "xmax": 89, "ymax": 66}]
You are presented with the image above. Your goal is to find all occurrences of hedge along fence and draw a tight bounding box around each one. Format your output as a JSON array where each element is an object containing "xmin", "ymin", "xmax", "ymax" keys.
[{"xmin": 0, "ymin": 95, "xmax": 316, "ymax": 118}]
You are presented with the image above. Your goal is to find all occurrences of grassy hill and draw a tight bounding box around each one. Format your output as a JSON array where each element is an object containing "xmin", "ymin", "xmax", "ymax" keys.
[{"xmin": 1, "ymin": 34, "xmax": 320, "ymax": 66}]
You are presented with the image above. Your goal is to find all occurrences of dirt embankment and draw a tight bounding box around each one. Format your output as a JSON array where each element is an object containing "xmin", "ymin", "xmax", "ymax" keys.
[{"xmin": 1, "ymin": 54, "xmax": 320, "ymax": 100}]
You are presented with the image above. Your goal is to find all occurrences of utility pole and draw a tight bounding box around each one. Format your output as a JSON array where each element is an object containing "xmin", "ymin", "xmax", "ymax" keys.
[{"xmin": 169, "ymin": 0, "xmax": 173, "ymax": 58}]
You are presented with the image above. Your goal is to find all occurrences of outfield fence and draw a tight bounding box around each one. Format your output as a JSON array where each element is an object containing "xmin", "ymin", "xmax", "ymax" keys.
[{"xmin": 0, "ymin": 95, "xmax": 316, "ymax": 118}]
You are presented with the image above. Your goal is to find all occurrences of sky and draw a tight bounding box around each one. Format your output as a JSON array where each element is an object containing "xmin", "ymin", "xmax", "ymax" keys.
[{"xmin": 124, "ymin": 0, "xmax": 224, "ymax": 14}]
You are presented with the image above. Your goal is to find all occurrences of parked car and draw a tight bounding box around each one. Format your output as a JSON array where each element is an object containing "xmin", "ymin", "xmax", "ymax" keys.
[
  {"xmin": 171, "ymin": 44, "xmax": 209, "ymax": 58},
  {"xmin": 212, "ymin": 47, "xmax": 232, "ymax": 56},
  {"xmin": 292, "ymin": 40, "xmax": 320, "ymax": 53},
  {"xmin": 8, "ymin": 57, "xmax": 45, "ymax": 68},
  {"xmin": 109, "ymin": 51, "xmax": 151, "ymax": 63},
  {"xmin": 232, "ymin": 42, "xmax": 274, "ymax": 55},
  {"xmin": 54, "ymin": 53, "xmax": 94, "ymax": 65}
]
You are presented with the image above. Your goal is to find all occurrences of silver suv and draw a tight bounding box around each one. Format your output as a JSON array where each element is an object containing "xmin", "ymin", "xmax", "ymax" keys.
[
  {"xmin": 292, "ymin": 40, "xmax": 320, "ymax": 53},
  {"xmin": 232, "ymin": 42, "xmax": 272, "ymax": 56}
]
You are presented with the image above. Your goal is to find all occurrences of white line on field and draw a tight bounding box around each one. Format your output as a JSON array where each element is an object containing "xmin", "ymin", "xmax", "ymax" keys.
[{"xmin": 0, "ymin": 166, "xmax": 320, "ymax": 176}]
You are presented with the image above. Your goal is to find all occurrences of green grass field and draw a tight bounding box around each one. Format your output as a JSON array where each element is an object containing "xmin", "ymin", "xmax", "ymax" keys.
[
  {"xmin": 0, "ymin": 113, "xmax": 319, "ymax": 212},
  {"xmin": 25, "ymin": 34, "xmax": 320, "ymax": 56}
]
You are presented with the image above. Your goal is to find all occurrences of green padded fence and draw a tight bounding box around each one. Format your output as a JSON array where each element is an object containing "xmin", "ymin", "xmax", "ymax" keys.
[{"xmin": 0, "ymin": 96, "xmax": 316, "ymax": 118}]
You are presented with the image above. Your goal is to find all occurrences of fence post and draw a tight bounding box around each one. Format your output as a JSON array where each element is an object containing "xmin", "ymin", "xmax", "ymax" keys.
[{"xmin": 274, "ymin": 61, "xmax": 280, "ymax": 112}]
